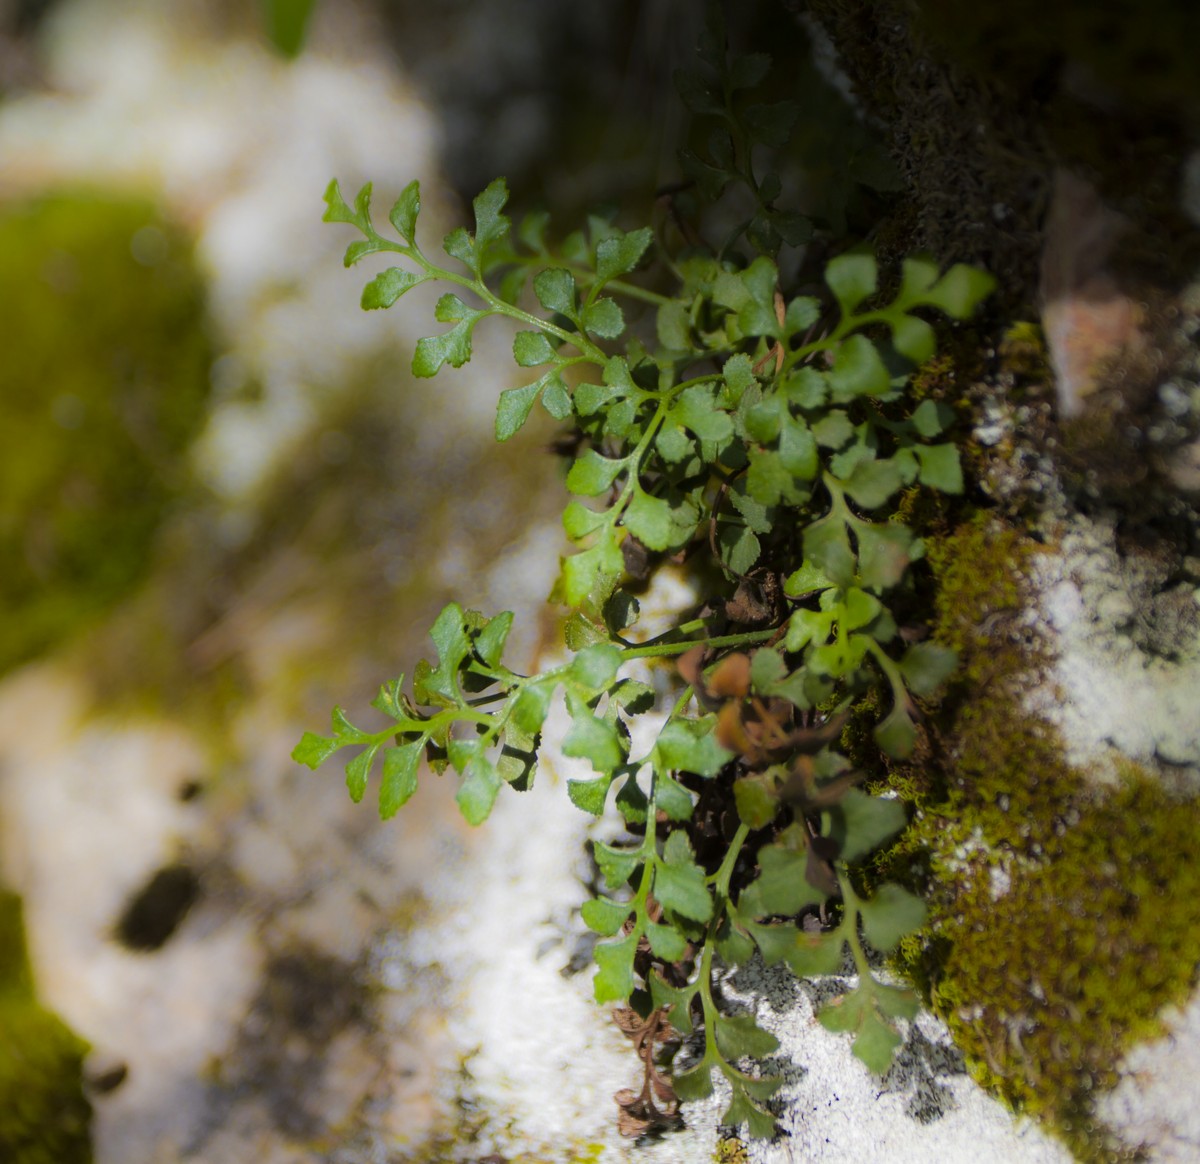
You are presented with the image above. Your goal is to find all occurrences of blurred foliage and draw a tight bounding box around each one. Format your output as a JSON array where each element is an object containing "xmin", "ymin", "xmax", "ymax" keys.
[
  {"xmin": 0, "ymin": 890, "xmax": 92, "ymax": 1164},
  {"xmin": 261, "ymin": 0, "xmax": 317, "ymax": 58},
  {"xmin": 0, "ymin": 191, "xmax": 212, "ymax": 677}
]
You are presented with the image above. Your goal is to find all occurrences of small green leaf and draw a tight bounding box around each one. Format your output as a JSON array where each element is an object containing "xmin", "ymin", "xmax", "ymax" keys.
[
  {"xmin": 749, "ymin": 648, "xmax": 786, "ymax": 690},
  {"xmin": 655, "ymin": 835, "xmax": 713, "ymax": 922},
  {"xmin": 841, "ymin": 587, "xmax": 883, "ymax": 631},
  {"xmin": 653, "ymin": 717, "xmax": 730, "ymax": 778},
  {"xmin": 860, "ymin": 883, "xmax": 927, "ymax": 952},
  {"xmin": 734, "ymin": 773, "xmax": 780, "ymax": 829},
  {"xmin": 716, "ymin": 917, "xmax": 756, "ymax": 966},
  {"xmin": 562, "ymin": 500, "xmax": 607, "ymax": 540},
  {"xmin": 593, "ymin": 932, "xmax": 639, "ymax": 1003},
  {"xmin": 675, "ymin": 384, "xmax": 734, "ymax": 442},
  {"xmin": 495, "ymin": 379, "xmax": 540, "ymax": 442},
  {"xmin": 511, "ymin": 682, "xmax": 553, "ymax": 736},
  {"xmin": 595, "ymin": 227, "xmax": 653, "ymax": 282},
  {"xmin": 785, "ymin": 294, "xmax": 820, "ymax": 335},
  {"xmin": 910, "ymin": 398, "xmax": 948, "ymax": 438},
  {"xmin": 471, "ymin": 177, "xmax": 511, "ymax": 253},
  {"xmin": 568, "ymin": 775, "xmax": 611, "ymax": 815},
  {"xmin": 264, "ymin": 0, "xmax": 317, "ymax": 57},
  {"xmin": 825, "ymin": 789, "xmax": 908, "ymax": 863},
  {"xmin": 778, "ymin": 414, "xmax": 819, "ymax": 479},
  {"xmin": 457, "ymin": 754, "xmax": 501, "ymax": 825},
  {"xmin": 851, "ymin": 1006, "xmax": 904, "ymax": 1074},
  {"xmin": 804, "ymin": 513, "xmax": 856, "ymax": 588},
  {"xmin": 739, "ymin": 843, "xmax": 827, "ymax": 919},
  {"xmin": 331, "ymin": 707, "xmax": 371, "ymax": 743},
  {"xmin": 897, "ymin": 256, "xmax": 939, "ymax": 301},
  {"xmin": 389, "ymin": 179, "xmax": 420, "ymax": 243},
  {"xmin": 722, "ymin": 354, "xmax": 757, "ymax": 405},
  {"xmin": 855, "ymin": 521, "xmax": 917, "ymax": 592},
  {"xmin": 513, "ymin": 330, "xmax": 555, "ymax": 367},
  {"xmin": 785, "ymin": 366, "xmax": 827, "ymax": 408},
  {"xmin": 826, "ymin": 251, "xmax": 877, "ymax": 315},
  {"xmin": 874, "ymin": 983, "xmax": 921, "ymax": 1021},
  {"xmin": 829, "ymin": 335, "xmax": 890, "ymax": 400},
  {"xmin": 784, "ymin": 930, "xmax": 846, "ymax": 977},
  {"xmin": 322, "ymin": 178, "xmax": 369, "ymax": 230},
  {"xmin": 655, "ymin": 774, "xmax": 695, "ymax": 821},
  {"xmin": 594, "ymin": 841, "xmax": 639, "ymax": 889},
  {"xmin": 345, "ymin": 744, "xmax": 379, "ymax": 802},
  {"xmin": 473, "ymin": 610, "xmax": 513, "ymax": 667},
  {"xmin": 741, "ymin": 919, "xmax": 798, "ymax": 965},
  {"xmin": 569, "ymin": 643, "xmax": 622, "ymax": 690},
  {"xmin": 624, "ymin": 490, "xmax": 675, "ymax": 551},
  {"xmin": 582, "ymin": 297, "xmax": 625, "ymax": 339},
  {"xmin": 784, "ymin": 560, "xmax": 833, "ymax": 598},
  {"xmin": 714, "ymin": 1013, "xmax": 780, "ymax": 1060},
  {"xmin": 657, "ymin": 300, "xmax": 692, "ymax": 350},
  {"xmin": 646, "ymin": 921, "xmax": 689, "ymax": 962},
  {"xmin": 292, "ymin": 732, "xmax": 339, "ymax": 769},
  {"xmin": 673, "ymin": 1058, "xmax": 716, "ymax": 1101},
  {"xmin": 412, "ymin": 295, "xmax": 483, "ymax": 377},
  {"xmin": 899, "ymin": 642, "xmax": 957, "ymax": 697},
  {"xmin": 562, "ymin": 695, "xmax": 625, "ymax": 774},
  {"xmin": 534, "ymin": 267, "xmax": 577, "ymax": 317},
  {"xmin": 840, "ymin": 458, "xmax": 902, "ymax": 508},
  {"xmin": 541, "ymin": 376, "xmax": 572, "ymax": 419},
  {"xmin": 891, "ymin": 314, "xmax": 936, "ymax": 363},
  {"xmin": 649, "ymin": 969, "xmax": 698, "ymax": 1036},
  {"xmin": 874, "ymin": 701, "xmax": 917, "ymax": 759},
  {"xmin": 609, "ymin": 771, "xmax": 645, "ymax": 821},
  {"xmin": 370, "ymin": 678, "xmax": 405, "ymax": 720},
  {"xmin": 914, "ymin": 443, "xmax": 963, "ymax": 493},
  {"xmin": 379, "ymin": 740, "xmax": 422, "ymax": 818},
  {"xmin": 361, "ymin": 266, "xmax": 423, "ymax": 309},
  {"xmin": 922, "ymin": 263, "xmax": 996, "ymax": 318},
  {"xmin": 557, "ymin": 531, "xmax": 624, "ymax": 608},
  {"xmin": 816, "ymin": 987, "xmax": 866, "ymax": 1034},
  {"xmin": 812, "ymin": 411, "xmax": 855, "ymax": 450},
  {"xmin": 566, "ymin": 450, "xmax": 626, "ymax": 497},
  {"xmin": 581, "ymin": 896, "xmax": 630, "ymax": 936}
]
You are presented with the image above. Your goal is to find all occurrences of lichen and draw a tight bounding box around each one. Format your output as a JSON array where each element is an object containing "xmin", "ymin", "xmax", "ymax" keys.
[
  {"xmin": 884, "ymin": 515, "xmax": 1200, "ymax": 1162},
  {"xmin": 0, "ymin": 890, "xmax": 92, "ymax": 1164},
  {"xmin": 0, "ymin": 190, "xmax": 212, "ymax": 678}
]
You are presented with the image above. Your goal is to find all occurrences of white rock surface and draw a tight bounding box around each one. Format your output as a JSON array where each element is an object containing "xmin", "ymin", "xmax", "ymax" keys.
[{"xmin": 1024, "ymin": 514, "xmax": 1200, "ymax": 789}]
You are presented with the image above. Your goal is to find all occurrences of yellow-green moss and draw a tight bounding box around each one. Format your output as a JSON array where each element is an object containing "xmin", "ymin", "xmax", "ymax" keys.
[
  {"xmin": 0, "ymin": 190, "xmax": 212, "ymax": 677},
  {"xmin": 715, "ymin": 1133, "xmax": 750, "ymax": 1163},
  {"xmin": 884, "ymin": 515, "xmax": 1200, "ymax": 1162},
  {"xmin": 0, "ymin": 890, "xmax": 92, "ymax": 1164}
]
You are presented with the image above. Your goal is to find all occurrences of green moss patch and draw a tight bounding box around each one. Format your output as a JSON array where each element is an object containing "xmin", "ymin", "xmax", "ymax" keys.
[
  {"xmin": 887, "ymin": 516, "xmax": 1200, "ymax": 1161},
  {"xmin": 0, "ymin": 890, "xmax": 92, "ymax": 1164},
  {"xmin": 0, "ymin": 190, "xmax": 212, "ymax": 677}
]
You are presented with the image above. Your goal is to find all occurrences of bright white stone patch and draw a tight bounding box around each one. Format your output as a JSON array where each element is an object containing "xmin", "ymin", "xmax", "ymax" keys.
[{"xmin": 1024, "ymin": 515, "xmax": 1200, "ymax": 788}]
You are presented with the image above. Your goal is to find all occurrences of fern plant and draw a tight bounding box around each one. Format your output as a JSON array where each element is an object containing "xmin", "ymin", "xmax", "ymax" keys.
[{"xmin": 295, "ymin": 16, "xmax": 992, "ymax": 1139}]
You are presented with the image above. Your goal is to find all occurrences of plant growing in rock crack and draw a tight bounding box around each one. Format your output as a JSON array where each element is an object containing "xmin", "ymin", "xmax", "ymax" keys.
[{"xmin": 294, "ymin": 13, "xmax": 993, "ymax": 1140}]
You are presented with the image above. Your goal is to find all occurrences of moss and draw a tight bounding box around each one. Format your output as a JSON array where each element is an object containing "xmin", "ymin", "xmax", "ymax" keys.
[
  {"xmin": 714, "ymin": 1133, "xmax": 750, "ymax": 1163},
  {"xmin": 883, "ymin": 516, "xmax": 1200, "ymax": 1162},
  {"xmin": 0, "ymin": 890, "xmax": 92, "ymax": 1164},
  {"xmin": 0, "ymin": 190, "xmax": 212, "ymax": 678}
]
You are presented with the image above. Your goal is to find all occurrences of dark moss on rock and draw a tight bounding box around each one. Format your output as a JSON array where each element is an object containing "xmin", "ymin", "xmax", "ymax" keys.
[
  {"xmin": 0, "ymin": 890, "xmax": 92, "ymax": 1164},
  {"xmin": 0, "ymin": 190, "xmax": 212, "ymax": 677}
]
